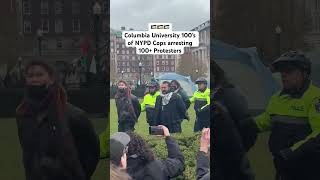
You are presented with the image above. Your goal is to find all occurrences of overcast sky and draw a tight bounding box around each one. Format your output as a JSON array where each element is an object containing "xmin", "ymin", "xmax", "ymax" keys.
[{"xmin": 110, "ymin": 0, "xmax": 210, "ymax": 31}]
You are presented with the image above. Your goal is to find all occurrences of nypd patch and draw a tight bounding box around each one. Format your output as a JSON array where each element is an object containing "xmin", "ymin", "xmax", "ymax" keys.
[{"xmin": 315, "ymin": 99, "xmax": 320, "ymax": 112}]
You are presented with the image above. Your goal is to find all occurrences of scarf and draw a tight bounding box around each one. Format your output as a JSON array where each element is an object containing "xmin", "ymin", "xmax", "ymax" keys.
[{"xmin": 160, "ymin": 92, "xmax": 173, "ymax": 106}]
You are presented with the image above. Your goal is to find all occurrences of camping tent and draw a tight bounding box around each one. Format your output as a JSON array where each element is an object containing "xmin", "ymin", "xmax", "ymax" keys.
[
  {"xmin": 157, "ymin": 73, "xmax": 197, "ymax": 97},
  {"xmin": 212, "ymin": 40, "xmax": 280, "ymax": 114}
]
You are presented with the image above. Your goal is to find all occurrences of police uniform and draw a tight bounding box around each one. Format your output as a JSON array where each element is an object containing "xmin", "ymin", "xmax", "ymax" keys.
[
  {"xmin": 141, "ymin": 91, "xmax": 160, "ymax": 126},
  {"xmin": 255, "ymin": 51, "xmax": 320, "ymax": 179},
  {"xmin": 190, "ymin": 78, "xmax": 210, "ymax": 132}
]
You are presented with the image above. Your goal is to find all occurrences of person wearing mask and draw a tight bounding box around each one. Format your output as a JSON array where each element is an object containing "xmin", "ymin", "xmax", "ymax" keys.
[
  {"xmin": 196, "ymin": 128, "xmax": 210, "ymax": 180},
  {"xmin": 140, "ymin": 82, "xmax": 160, "ymax": 128},
  {"xmin": 16, "ymin": 61, "xmax": 99, "ymax": 180},
  {"xmin": 126, "ymin": 125, "xmax": 185, "ymax": 180},
  {"xmin": 190, "ymin": 78, "xmax": 210, "ymax": 132},
  {"xmin": 170, "ymin": 80, "xmax": 190, "ymax": 109},
  {"xmin": 254, "ymin": 51, "xmax": 320, "ymax": 179},
  {"xmin": 212, "ymin": 61, "xmax": 256, "ymax": 180},
  {"xmin": 154, "ymin": 81, "xmax": 187, "ymax": 133},
  {"xmin": 115, "ymin": 80, "xmax": 141, "ymax": 132}
]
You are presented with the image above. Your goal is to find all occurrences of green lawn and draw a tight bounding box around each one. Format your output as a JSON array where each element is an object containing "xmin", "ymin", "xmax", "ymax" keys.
[
  {"xmin": 110, "ymin": 99, "xmax": 275, "ymax": 180},
  {"xmin": 0, "ymin": 118, "xmax": 106, "ymax": 180}
]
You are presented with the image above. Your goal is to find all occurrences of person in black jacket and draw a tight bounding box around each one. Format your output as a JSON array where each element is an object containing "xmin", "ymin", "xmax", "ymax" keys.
[
  {"xmin": 154, "ymin": 81, "xmax": 187, "ymax": 133},
  {"xmin": 196, "ymin": 128, "xmax": 210, "ymax": 180},
  {"xmin": 115, "ymin": 80, "xmax": 141, "ymax": 132},
  {"xmin": 16, "ymin": 61, "xmax": 99, "ymax": 180},
  {"xmin": 126, "ymin": 125, "xmax": 185, "ymax": 180},
  {"xmin": 212, "ymin": 61, "xmax": 256, "ymax": 180},
  {"xmin": 170, "ymin": 80, "xmax": 191, "ymax": 109}
]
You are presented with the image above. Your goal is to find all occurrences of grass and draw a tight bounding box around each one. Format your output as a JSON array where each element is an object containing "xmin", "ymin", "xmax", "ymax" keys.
[
  {"xmin": 110, "ymin": 99, "xmax": 276, "ymax": 180},
  {"xmin": 0, "ymin": 117, "xmax": 106, "ymax": 180}
]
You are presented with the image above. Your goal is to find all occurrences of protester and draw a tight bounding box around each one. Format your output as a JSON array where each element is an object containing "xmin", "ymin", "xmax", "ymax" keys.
[
  {"xmin": 212, "ymin": 61, "xmax": 256, "ymax": 180},
  {"xmin": 141, "ymin": 81, "xmax": 160, "ymax": 128},
  {"xmin": 196, "ymin": 128, "xmax": 210, "ymax": 180},
  {"xmin": 154, "ymin": 81, "xmax": 187, "ymax": 133},
  {"xmin": 170, "ymin": 80, "xmax": 190, "ymax": 109},
  {"xmin": 110, "ymin": 132, "xmax": 131, "ymax": 169},
  {"xmin": 126, "ymin": 125, "xmax": 185, "ymax": 180},
  {"xmin": 115, "ymin": 80, "xmax": 141, "ymax": 132},
  {"xmin": 16, "ymin": 60, "xmax": 99, "ymax": 180},
  {"xmin": 110, "ymin": 163, "xmax": 132, "ymax": 180}
]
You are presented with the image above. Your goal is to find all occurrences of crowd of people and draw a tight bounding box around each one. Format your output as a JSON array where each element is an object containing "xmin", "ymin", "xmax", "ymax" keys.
[{"xmin": 114, "ymin": 76, "xmax": 210, "ymax": 134}]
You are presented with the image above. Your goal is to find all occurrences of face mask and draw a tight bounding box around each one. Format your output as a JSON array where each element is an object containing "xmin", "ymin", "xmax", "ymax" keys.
[
  {"xmin": 26, "ymin": 84, "xmax": 49, "ymax": 99},
  {"xmin": 118, "ymin": 88, "xmax": 126, "ymax": 93},
  {"xmin": 170, "ymin": 86, "xmax": 177, "ymax": 92}
]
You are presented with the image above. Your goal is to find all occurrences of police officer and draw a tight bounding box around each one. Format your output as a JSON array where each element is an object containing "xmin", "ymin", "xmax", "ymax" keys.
[
  {"xmin": 255, "ymin": 51, "xmax": 320, "ymax": 180},
  {"xmin": 141, "ymin": 82, "xmax": 160, "ymax": 128},
  {"xmin": 190, "ymin": 77, "xmax": 210, "ymax": 132}
]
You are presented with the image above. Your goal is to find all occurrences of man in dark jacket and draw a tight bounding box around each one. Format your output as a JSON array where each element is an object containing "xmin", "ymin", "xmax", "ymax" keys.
[
  {"xmin": 212, "ymin": 61, "xmax": 256, "ymax": 180},
  {"xmin": 155, "ymin": 81, "xmax": 187, "ymax": 133},
  {"xmin": 170, "ymin": 80, "xmax": 190, "ymax": 109},
  {"xmin": 126, "ymin": 125, "xmax": 185, "ymax": 180},
  {"xmin": 16, "ymin": 61, "xmax": 99, "ymax": 180},
  {"xmin": 115, "ymin": 80, "xmax": 141, "ymax": 132},
  {"xmin": 196, "ymin": 128, "xmax": 210, "ymax": 180}
]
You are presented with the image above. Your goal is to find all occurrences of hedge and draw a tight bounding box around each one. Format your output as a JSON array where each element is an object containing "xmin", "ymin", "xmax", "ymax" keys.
[{"xmin": 145, "ymin": 132, "xmax": 203, "ymax": 180}]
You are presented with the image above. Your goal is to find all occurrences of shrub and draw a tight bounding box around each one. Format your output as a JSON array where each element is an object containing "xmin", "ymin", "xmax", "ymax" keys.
[{"xmin": 144, "ymin": 133, "xmax": 202, "ymax": 180}]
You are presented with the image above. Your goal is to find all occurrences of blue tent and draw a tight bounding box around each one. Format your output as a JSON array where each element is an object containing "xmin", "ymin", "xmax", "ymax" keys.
[
  {"xmin": 212, "ymin": 40, "xmax": 280, "ymax": 113},
  {"xmin": 157, "ymin": 73, "xmax": 197, "ymax": 97}
]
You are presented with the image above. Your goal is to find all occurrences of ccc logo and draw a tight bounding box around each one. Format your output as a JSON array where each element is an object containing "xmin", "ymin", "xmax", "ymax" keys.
[{"xmin": 151, "ymin": 25, "xmax": 170, "ymax": 30}]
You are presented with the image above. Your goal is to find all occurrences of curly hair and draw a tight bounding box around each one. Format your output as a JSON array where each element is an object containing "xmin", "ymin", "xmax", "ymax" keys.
[{"xmin": 126, "ymin": 131, "xmax": 155, "ymax": 164}]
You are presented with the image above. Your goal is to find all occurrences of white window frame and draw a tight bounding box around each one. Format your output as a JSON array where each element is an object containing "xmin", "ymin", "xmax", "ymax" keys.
[
  {"xmin": 56, "ymin": 39, "xmax": 62, "ymax": 48},
  {"xmin": 40, "ymin": 0, "xmax": 49, "ymax": 15},
  {"xmin": 55, "ymin": 0, "xmax": 63, "ymax": 15},
  {"xmin": 40, "ymin": 19, "xmax": 49, "ymax": 33},
  {"xmin": 72, "ymin": 19, "xmax": 80, "ymax": 33},
  {"xmin": 55, "ymin": 19, "xmax": 63, "ymax": 33},
  {"xmin": 23, "ymin": 0, "xmax": 31, "ymax": 15},
  {"xmin": 23, "ymin": 20, "xmax": 32, "ymax": 33}
]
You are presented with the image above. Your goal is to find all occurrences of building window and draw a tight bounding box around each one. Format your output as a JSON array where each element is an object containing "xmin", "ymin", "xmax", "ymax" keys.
[
  {"xmin": 122, "ymin": 44, "xmax": 125, "ymax": 48},
  {"xmin": 40, "ymin": 19, "xmax": 49, "ymax": 33},
  {"xmin": 126, "ymin": 50, "xmax": 129, "ymax": 54},
  {"xmin": 127, "ymin": 68, "xmax": 130, "ymax": 72},
  {"xmin": 165, "ymin": 61, "xmax": 169, "ymax": 65},
  {"xmin": 122, "ymin": 50, "xmax": 125, "ymax": 54},
  {"xmin": 171, "ymin": 61, "xmax": 174, "ymax": 65},
  {"xmin": 117, "ymin": 50, "xmax": 119, "ymax": 54},
  {"xmin": 171, "ymin": 66, "xmax": 174, "ymax": 71},
  {"xmin": 117, "ymin": 44, "xmax": 119, "ymax": 48},
  {"xmin": 156, "ymin": 61, "xmax": 159, "ymax": 65},
  {"xmin": 55, "ymin": 0, "xmax": 63, "ymax": 15},
  {"xmin": 156, "ymin": 67, "xmax": 160, "ymax": 72},
  {"xmin": 132, "ymin": 50, "xmax": 135, "ymax": 54},
  {"xmin": 162, "ymin": 61, "xmax": 165, "ymax": 65},
  {"xmin": 127, "ymin": 62, "xmax": 129, "ymax": 66},
  {"xmin": 166, "ymin": 67, "xmax": 169, "ymax": 71},
  {"xmin": 122, "ymin": 62, "xmax": 125, "ymax": 66},
  {"xmin": 55, "ymin": 19, "xmax": 63, "ymax": 33},
  {"xmin": 168, "ymin": 55, "xmax": 172, "ymax": 59},
  {"xmin": 23, "ymin": 20, "xmax": 31, "ymax": 33},
  {"xmin": 103, "ymin": 1, "xmax": 108, "ymax": 14},
  {"xmin": 40, "ymin": 0, "xmax": 49, "ymax": 15},
  {"xmin": 72, "ymin": 1, "xmax": 80, "ymax": 14},
  {"xmin": 23, "ymin": 0, "xmax": 31, "ymax": 15},
  {"xmin": 56, "ymin": 39, "xmax": 62, "ymax": 48},
  {"xmin": 162, "ymin": 67, "xmax": 165, "ymax": 71},
  {"xmin": 132, "ymin": 56, "xmax": 135, "ymax": 60},
  {"xmin": 102, "ymin": 19, "xmax": 108, "ymax": 32},
  {"xmin": 72, "ymin": 19, "xmax": 80, "ymax": 33}
]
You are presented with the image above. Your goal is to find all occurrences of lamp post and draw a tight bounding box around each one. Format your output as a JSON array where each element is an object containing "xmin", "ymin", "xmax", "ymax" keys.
[
  {"xmin": 139, "ymin": 62, "xmax": 142, "ymax": 86},
  {"xmin": 150, "ymin": 71, "xmax": 154, "ymax": 81},
  {"xmin": 93, "ymin": 1, "xmax": 102, "ymax": 74},
  {"xmin": 275, "ymin": 25, "xmax": 282, "ymax": 57},
  {"xmin": 121, "ymin": 70, "xmax": 124, "ymax": 79},
  {"xmin": 195, "ymin": 69, "xmax": 199, "ymax": 79},
  {"xmin": 37, "ymin": 29, "xmax": 43, "ymax": 56}
]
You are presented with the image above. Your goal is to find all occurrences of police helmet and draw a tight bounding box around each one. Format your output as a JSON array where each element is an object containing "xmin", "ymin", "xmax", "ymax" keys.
[
  {"xmin": 271, "ymin": 51, "xmax": 311, "ymax": 74},
  {"xmin": 195, "ymin": 77, "xmax": 207, "ymax": 84},
  {"xmin": 146, "ymin": 81, "xmax": 158, "ymax": 87}
]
